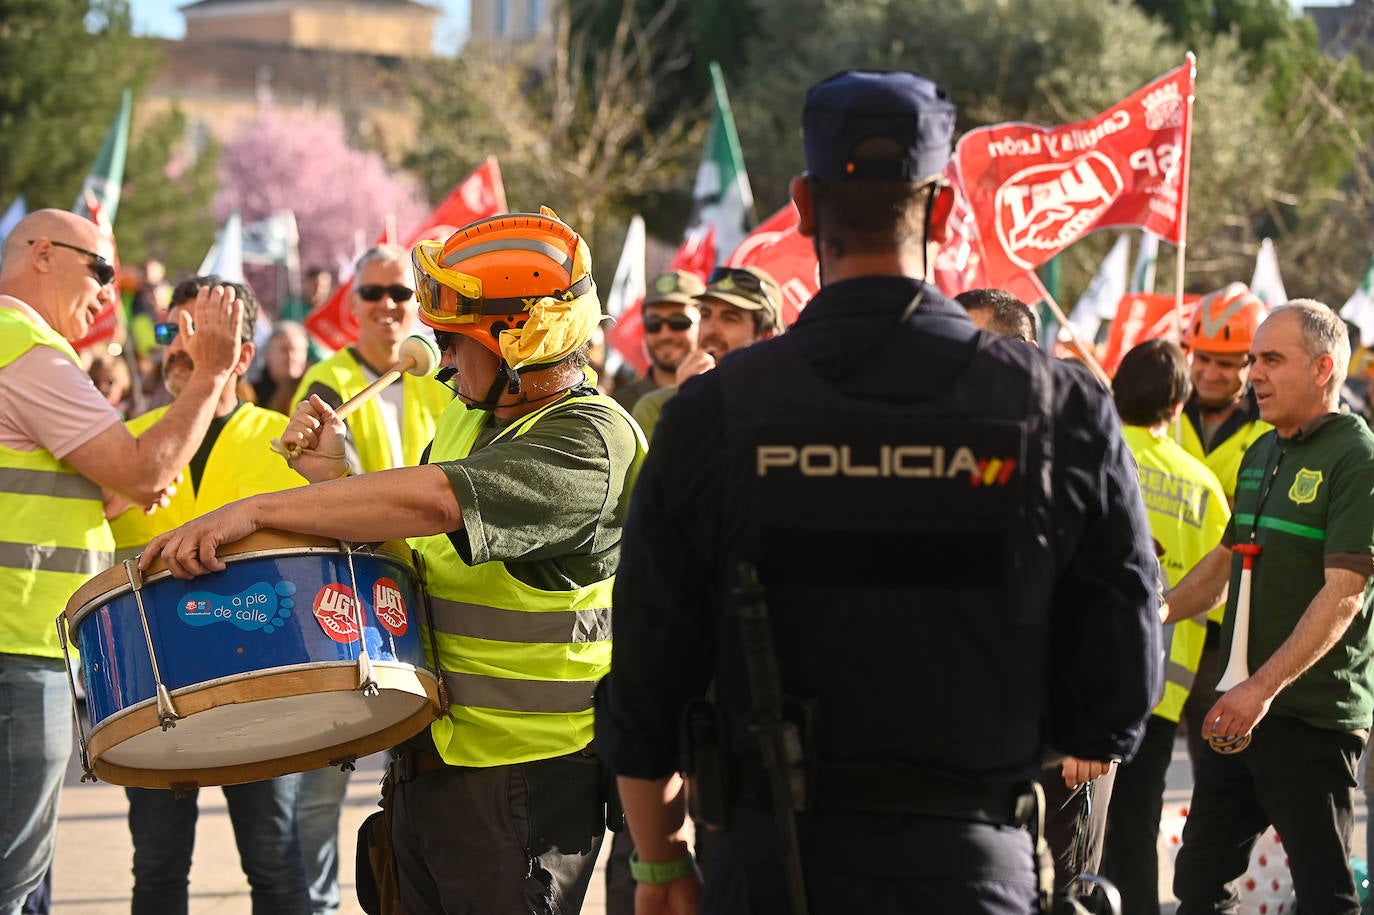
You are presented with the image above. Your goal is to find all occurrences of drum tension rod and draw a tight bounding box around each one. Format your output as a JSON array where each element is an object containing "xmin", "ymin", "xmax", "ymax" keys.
[
  {"xmin": 54, "ymin": 613, "xmax": 98, "ymax": 782},
  {"xmin": 342, "ymin": 543, "xmax": 381, "ymax": 697},
  {"xmin": 125, "ymin": 557, "xmax": 183, "ymax": 730}
]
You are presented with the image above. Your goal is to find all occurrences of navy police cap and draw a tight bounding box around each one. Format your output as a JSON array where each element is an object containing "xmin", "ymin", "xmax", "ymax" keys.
[{"xmin": 803, "ymin": 70, "xmax": 957, "ymax": 182}]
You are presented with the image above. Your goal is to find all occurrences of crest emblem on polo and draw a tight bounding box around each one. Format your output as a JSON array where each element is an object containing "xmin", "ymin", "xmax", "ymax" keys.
[{"xmin": 1289, "ymin": 468, "xmax": 1323, "ymax": 505}]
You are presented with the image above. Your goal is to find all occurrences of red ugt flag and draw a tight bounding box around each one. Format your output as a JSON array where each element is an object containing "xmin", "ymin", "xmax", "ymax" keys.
[
  {"xmin": 305, "ymin": 157, "xmax": 509, "ymax": 351},
  {"xmin": 954, "ymin": 57, "xmax": 1194, "ymax": 290}
]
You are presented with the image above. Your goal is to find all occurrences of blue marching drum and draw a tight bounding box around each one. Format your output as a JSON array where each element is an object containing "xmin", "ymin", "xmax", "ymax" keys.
[{"xmin": 59, "ymin": 531, "xmax": 442, "ymax": 788}]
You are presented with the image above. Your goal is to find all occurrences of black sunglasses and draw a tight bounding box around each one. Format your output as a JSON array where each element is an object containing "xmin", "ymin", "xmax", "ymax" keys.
[
  {"xmin": 643, "ymin": 314, "xmax": 695, "ymax": 334},
  {"xmin": 356, "ymin": 284, "xmax": 414, "ymax": 303},
  {"xmin": 153, "ymin": 322, "xmax": 179, "ymax": 345},
  {"xmin": 707, "ymin": 266, "xmax": 768, "ymax": 295},
  {"xmin": 29, "ymin": 239, "xmax": 115, "ymax": 287}
]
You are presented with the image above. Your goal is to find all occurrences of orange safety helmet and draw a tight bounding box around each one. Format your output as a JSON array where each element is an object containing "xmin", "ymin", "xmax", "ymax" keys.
[
  {"xmin": 411, "ymin": 209, "xmax": 597, "ymax": 364},
  {"xmin": 1183, "ymin": 282, "xmax": 1267, "ymax": 354}
]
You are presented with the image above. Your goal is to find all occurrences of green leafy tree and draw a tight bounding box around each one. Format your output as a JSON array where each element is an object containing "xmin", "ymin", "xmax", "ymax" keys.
[
  {"xmin": 405, "ymin": 0, "xmax": 700, "ymax": 279},
  {"xmin": 0, "ymin": 0, "xmax": 159, "ymax": 209},
  {"xmin": 730, "ymin": 0, "xmax": 1374, "ymax": 304},
  {"xmin": 114, "ymin": 105, "xmax": 220, "ymax": 272}
]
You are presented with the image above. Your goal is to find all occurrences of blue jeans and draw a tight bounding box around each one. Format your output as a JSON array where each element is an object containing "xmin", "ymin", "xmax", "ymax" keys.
[
  {"xmin": 127, "ymin": 774, "xmax": 310, "ymax": 915},
  {"xmin": 296, "ymin": 766, "xmax": 351, "ymax": 915},
  {"xmin": 0, "ymin": 655, "xmax": 72, "ymax": 915}
]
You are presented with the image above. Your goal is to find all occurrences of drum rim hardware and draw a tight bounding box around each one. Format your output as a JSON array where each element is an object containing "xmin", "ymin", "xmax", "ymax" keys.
[{"xmin": 59, "ymin": 532, "xmax": 443, "ymax": 788}]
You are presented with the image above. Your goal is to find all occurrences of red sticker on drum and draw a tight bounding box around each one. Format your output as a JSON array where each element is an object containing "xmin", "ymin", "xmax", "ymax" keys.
[
  {"xmin": 373, "ymin": 577, "xmax": 408, "ymax": 636},
  {"xmin": 313, "ymin": 583, "xmax": 361, "ymax": 643}
]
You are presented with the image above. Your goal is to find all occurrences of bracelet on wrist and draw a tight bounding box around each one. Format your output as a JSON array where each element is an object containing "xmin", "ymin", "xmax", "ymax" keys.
[{"xmin": 628, "ymin": 849, "xmax": 695, "ymax": 885}]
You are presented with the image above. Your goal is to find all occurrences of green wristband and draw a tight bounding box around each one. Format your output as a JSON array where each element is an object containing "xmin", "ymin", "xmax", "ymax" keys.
[{"xmin": 628, "ymin": 849, "xmax": 695, "ymax": 884}]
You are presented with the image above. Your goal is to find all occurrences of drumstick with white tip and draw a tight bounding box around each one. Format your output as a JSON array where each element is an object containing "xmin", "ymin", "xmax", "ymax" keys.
[{"xmin": 271, "ymin": 334, "xmax": 441, "ymax": 460}]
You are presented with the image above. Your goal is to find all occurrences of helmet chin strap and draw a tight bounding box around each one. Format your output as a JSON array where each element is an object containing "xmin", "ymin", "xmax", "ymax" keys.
[{"xmin": 456, "ymin": 359, "xmax": 584, "ymax": 412}]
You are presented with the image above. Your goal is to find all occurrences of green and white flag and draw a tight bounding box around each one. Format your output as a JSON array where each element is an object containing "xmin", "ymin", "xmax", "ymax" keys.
[
  {"xmin": 1250, "ymin": 238, "xmax": 1288, "ymax": 308},
  {"xmin": 1068, "ymin": 235, "xmax": 1130, "ymax": 342},
  {"xmin": 1341, "ymin": 253, "xmax": 1374, "ymax": 343},
  {"xmin": 73, "ymin": 89, "xmax": 132, "ymax": 226},
  {"xmin": 688, "ymin": 61, "xmax": 755, "ymax": 265},
  {"xmin": 1130, "ymin": 230, "xmax": 1159, "ymax": 294}
]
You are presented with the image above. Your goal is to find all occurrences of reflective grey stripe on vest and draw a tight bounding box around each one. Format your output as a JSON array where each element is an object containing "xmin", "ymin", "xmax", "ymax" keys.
[
  {"xmin": 0, "ymin": 541, "xmax": 112, "ymax": 576},
  {"xmin": 0, "ymin": 467, "xmax": 102, "ymax": 500},
  {"xmin": 1167, "ymin": 660, "xmax": 1196, "ymax": 693},
  {"xmin": 429, "ymin": 597, "xmax": 611, "ymax": 644},
  {"xmin": 441, "ymin": 670, "xmax": 596, "ymax": 714}
]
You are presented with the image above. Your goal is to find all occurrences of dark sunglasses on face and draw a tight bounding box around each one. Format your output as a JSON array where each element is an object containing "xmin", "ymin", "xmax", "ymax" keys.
[
  {"xmin": 643, "ymin": 314, "xmax": 695, "ymax": 334},
  {"xmin": 28, "ymin": 239, "xmax": 115, "ymax": 287},
  {"xmin": 153, "ymin": 322, "xmax": 179, "ymax": 345},
  {"xmin": 356, "ymin": 284, "xmax": 414, "ymax": 303}
]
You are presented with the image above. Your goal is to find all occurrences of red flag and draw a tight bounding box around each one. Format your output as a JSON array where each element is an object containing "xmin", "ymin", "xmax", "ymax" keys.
[
  {"xmin": 725, "ymin": 204, "xmax": 816, "ymax": 326},
  {"xmin": 667, "ymin": 226, "xmax": 716, "ymax": 282},
  {"xmin": 953, "ymin": 58, "xmax": 1194, "ymax": 289},
  {"xmin": 605, "ymin": 305, "xmax": 649, "ymax": 374},
  {"xmin": 933, "ymin": 171, "xmax": 1051, "ymax": 307},
  {"xmin": 305, "ymin": 157, "xmax": 509, "ymax": 351},
  {"xmin": 1098, "ymin": 291, "xmax": 1201, "ymax": 375},
  {"xmin": 71, "ymin": 190, "xmax": 122, "ymax": 351}
]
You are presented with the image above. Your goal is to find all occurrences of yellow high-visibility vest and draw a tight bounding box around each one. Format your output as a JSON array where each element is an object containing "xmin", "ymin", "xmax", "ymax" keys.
[
  {"xmin": 111, "ymin": 403, "xmax": 306, "ymax": 551},
  {"xmin": 293, "ymin": 348, "xmax": 450, "ymax": 472},
  {"xmin": 0, "ymin": 308, "xmax": 114, "ymax": 658},
  {"xmin": 412, "ymin": 393, "xmax": 646, "ymax": 767},
  {"xmin": 1125, "ymin": 425, "xmax": 1231, "ymax": 722}
]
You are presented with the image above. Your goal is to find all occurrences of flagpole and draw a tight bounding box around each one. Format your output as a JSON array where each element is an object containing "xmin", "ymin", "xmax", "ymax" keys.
[
  {"xmin": 1174, "ymin": 52, "xmax": 1197, "ymax": 339},
  {"xmin": 1040, "ymin": 290, "xmax": 1112, "ymax": 387}
]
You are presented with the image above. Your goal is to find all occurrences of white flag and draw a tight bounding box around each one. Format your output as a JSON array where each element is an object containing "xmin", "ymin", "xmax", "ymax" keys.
[
  {"xmin": 1069, "ymin": 235, "xmax": 1131, "ymax": 341},
  {"xmin": 0, "ymin": 195, "xmax": 26, "ymax": 244},
  {"xmin": 1130, "ymin": 230, "xmax": 1159, "ymax": 294},
  {"xmin": 198, "ymin": 210, "xmax": 246, "ymax": 283},
  {"xmin": 1341, "ymin": 253, "xmax": 1374, "ymax": 344},
  {"xmin": 604, "ymin": 216, "xmax": 646, "ymax": 379},
  {"xmin": 1250, "ymin": 238, "xmax": 1288, "ymax": 308},
  {"xmin": 242, "ymin": 210, "xmax": 299, "ymax": 266}
]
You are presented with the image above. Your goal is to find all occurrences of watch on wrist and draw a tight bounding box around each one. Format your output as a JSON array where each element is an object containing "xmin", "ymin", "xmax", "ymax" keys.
[{"xmin": 628, "ymin": 849, "xmax": 695, "ymax": 884}]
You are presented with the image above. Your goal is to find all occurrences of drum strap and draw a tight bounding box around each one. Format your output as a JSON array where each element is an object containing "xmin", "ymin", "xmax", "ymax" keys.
[{"xmin": 411, "ymin": 547, "xmax": 451, "ymax": 714}]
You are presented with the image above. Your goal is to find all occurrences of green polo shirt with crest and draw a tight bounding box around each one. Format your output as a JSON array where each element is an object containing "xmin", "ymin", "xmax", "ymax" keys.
[{"xmin": 1222, "ymin": 412, "xmax": 1374, "ymax": 731}]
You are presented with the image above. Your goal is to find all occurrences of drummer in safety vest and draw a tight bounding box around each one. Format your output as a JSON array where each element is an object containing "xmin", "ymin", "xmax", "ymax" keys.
[{"xmin": 140, "ymin": 208, "xmax": 646, "ymax": 915}]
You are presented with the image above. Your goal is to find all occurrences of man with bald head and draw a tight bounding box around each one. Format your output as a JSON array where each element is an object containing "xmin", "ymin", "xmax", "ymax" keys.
[{"xmin": 0, "ymin": 209, "xmax": 243, "ymax": 912}]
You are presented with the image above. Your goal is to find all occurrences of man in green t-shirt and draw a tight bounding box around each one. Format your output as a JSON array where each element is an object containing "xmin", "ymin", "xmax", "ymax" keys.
[
  {"xmin": 1163, "ymin": 300, "xmax": 1374, "ymax": 915},
  {"xmin": 631, "ymin": 265, "xmax": 784, "ymax": 443},
  {"xmin": 140, "ymin": 209, "xmax": 646, "ymax": 915}
]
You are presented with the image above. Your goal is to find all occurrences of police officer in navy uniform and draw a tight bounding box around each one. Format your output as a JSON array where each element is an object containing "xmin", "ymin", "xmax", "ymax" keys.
[{"xmin": 594, "ymin": 70, "xmax": 1162, "ymax": 915}]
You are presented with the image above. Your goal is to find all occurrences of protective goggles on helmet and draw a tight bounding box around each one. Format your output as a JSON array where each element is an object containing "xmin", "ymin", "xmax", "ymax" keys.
[{"xmin": 411, "ymin": 238, "xmax": 592, "ymax": 327}]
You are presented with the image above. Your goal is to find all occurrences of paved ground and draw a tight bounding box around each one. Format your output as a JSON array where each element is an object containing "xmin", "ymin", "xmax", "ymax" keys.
[{"xmin": 50, "ymin": 721, "xmax": 1367, "ymax": 913}]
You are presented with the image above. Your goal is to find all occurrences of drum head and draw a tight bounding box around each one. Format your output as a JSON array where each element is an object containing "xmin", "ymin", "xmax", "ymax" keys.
[{"xmin": 88, "ymin": 663, "xmax": 440, "ymax": 788}]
